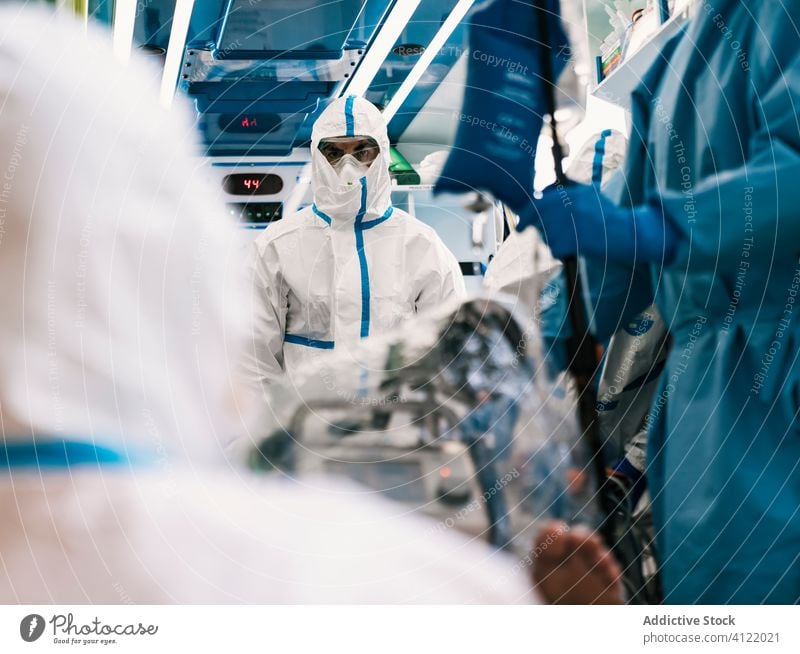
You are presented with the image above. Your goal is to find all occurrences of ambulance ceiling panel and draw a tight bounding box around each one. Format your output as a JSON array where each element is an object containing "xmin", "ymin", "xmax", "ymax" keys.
[{"xmin": 91, "ymin": 0, "xmax": 475, "ymax": 157}]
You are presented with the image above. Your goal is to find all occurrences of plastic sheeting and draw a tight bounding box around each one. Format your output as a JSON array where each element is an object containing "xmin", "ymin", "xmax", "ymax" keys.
[{"xmin": 244, "ymin": 296, "xmax": 600, "ymax": 555}]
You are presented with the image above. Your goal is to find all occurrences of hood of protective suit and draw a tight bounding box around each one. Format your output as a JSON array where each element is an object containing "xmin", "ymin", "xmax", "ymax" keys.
[
  {"xmin": 566, "ymin": 129, "xmax": 628, "ymax": 189},
  {"xmin": 0, "ymin": 6, "xmax": 255, "ymax": 465},
  {"xmin": 311, "ymin": 96, "xmax": 392, "ymax": 220}
]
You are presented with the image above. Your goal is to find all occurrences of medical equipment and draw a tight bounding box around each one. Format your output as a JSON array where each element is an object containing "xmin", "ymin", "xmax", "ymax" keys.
[{"xmin": 249, "ymin": 297, "xmax": 597, "ymax": 555}]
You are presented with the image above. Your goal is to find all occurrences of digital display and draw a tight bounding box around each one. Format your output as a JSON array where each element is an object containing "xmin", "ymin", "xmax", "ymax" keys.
[
  {"xmin": 222, "ymin": 173, "xmax": 283, "ymax": 196},
  {"xmin": 218, "ymin": 113, "xmax": 281, "ymax": 134},
  {"xmin": 227, "ymin": 202, "xmax": 283, "ymax": 224}
]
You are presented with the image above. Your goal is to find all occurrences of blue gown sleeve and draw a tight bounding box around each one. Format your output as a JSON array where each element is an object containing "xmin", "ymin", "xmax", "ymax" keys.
[
  {"xmin": 581, "ymin": 258, "xmax": 656, "ymax": 343},
  {"xmin": 660, "ymin": 28, "xmax": 800, "ymax": 273},
  {"xmin": 538, "ymin": 257, "xmax": 655, "ymax": 372},
  {"xmin": 574, "ymin": 169, "xmax": 657, "ymax": 342}
]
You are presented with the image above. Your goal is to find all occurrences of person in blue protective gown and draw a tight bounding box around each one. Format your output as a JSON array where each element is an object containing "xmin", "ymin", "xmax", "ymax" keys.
[{"xmin": 519, "ymin": 0, "xmax": 800, "ymax": 603}]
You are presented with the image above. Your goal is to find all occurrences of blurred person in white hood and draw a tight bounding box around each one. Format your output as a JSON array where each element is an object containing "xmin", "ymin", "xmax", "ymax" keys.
[
  {"xmin": 0, "ymin": 4, "xmax": 605, "ymax": 605},
  {"xmin": 244, "ymin": 96, "xmax": 466, "ymax": 388}
]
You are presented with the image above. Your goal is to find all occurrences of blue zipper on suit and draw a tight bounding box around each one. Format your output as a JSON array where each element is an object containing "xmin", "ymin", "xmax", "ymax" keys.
[
  {"xmin": 354, "ymin": 178, "xmax": 370, "ymax": 338},
  {"xmin": 296, "ymin": 95, "xmax": 393, "ymax": 346}
]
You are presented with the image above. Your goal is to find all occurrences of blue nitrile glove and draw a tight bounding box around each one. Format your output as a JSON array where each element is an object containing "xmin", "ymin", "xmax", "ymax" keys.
[{"xmin": 518, "ymin": 183, "xmax": 680, "ymax": 265}]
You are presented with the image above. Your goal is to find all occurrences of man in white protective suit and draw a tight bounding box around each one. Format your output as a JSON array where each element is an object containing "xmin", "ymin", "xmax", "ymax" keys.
[
  {"xmin": 244, "ymin": 96, "xmax": 466, "ymax": 387},
  {"xmin": 0, "ymin": 4, "xmax": 625, "ymax": 605}
]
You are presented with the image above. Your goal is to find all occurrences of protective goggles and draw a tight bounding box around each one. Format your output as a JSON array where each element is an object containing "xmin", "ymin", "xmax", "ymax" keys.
[{"xmin": 318, "ymin": 136, "xmax": 380, "ymax": 166}]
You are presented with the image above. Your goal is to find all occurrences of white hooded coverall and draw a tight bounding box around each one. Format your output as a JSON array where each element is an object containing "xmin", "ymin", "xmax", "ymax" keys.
[
  {"xmin": 0, "ymin": 6, "xmax": 530, "ymax": 605},
  {"xmin": 246, "ymin": 96, "xmax": 465, "ymax": 385}
]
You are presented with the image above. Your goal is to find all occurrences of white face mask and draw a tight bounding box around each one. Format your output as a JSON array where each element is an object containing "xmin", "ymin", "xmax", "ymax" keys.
[{"xmin": 333, "ymin": 154, "xmax": 370, "ymax": 185}]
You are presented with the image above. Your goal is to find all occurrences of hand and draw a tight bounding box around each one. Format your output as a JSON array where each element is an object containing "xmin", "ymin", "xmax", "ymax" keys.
[
  {"xmin": 532, "ymin": 521, "xmax": 624, "ymax": 605},
  {"xmin": 518, "ymin": 183, "xmax": 679, "ymax": 265}
]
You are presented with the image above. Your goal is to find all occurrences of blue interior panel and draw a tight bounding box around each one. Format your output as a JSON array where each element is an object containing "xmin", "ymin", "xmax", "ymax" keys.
[
  {"xmin": 190, "ymin": 79, "xmax": 332, "ymax": 155},
  {"xmin": 88, "ymin": 0, "xmax": 114, "ymax": 27},
  {"xmin": 363, "ymin": 0, "xmax": 463, "ymax": 126},
  {"xmin": 217, "ymin": 0, "xmax": 370, "ymax": 57},
  {"xmin": 121, "ymin": 0, "xmax": 470, "ymax": 156},
  {"xmin": 134, "ymin": 0, "xmax": 177, "ymax": 50}
]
